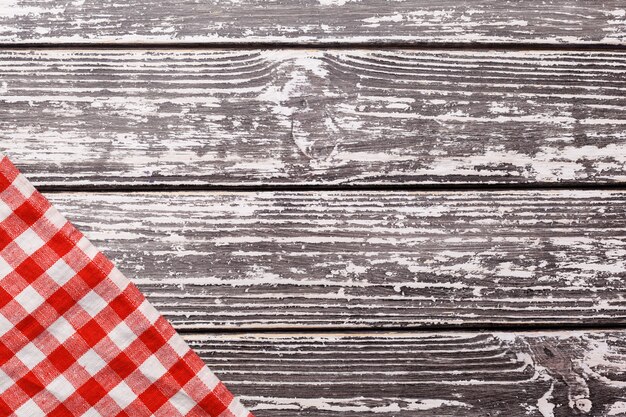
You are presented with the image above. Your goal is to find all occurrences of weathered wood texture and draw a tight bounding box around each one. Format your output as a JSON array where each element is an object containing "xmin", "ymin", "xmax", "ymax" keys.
[
  {"xmin": 4, "ymin": 0, "xmax": 626, "ymax": 415},
  {"xmin": 2, "ymin": 50, "xmax": 626, "ymax": 187},
  {"xmin": 44, "ymin": 190, "xmax": 626, "ymax": 329},
  {"xmin": 186, "ymin": 330, "xmax": 626, "ymax": 416},
  {"xmin": 0, "ymin": 0, "xmax": 624, "ymax": 45}
]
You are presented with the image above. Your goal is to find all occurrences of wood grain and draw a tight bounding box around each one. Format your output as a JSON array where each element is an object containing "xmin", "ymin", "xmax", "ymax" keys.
[
  {"xmin": 4, "ymin": 1, "xmax": 625, "ymax": 415},
  {"xmin": 186, "ymin": 330, "xmax": 626, "ymax": 416},
  {"xmin": 44, "ymin": 190, "xmax": 626, "ymax": 329},
  {"xmin": 0, "ymin": 0, "xmax": 624, "ymax": 45},
  {"xmin": 2, "ymin": 49, "xmax": 626, "ymax": 187}
]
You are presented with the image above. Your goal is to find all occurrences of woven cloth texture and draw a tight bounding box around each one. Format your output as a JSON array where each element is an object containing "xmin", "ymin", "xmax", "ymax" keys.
[{"xmin": 0, "ymin": 154, "xmax": 253, "ymax": 417}]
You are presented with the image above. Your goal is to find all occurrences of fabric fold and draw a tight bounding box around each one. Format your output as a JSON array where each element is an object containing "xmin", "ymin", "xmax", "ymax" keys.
[{"xmin": 0, "ymin": 154, "xmax": 253, "ymax": 417}]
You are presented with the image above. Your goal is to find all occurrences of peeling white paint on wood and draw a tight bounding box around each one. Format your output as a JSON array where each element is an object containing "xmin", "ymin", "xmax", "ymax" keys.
[
  {"xmin": 0, "ymin": 0, "xmax": 623, "ymax": 44},
  {"xmin": 2, "ymin": 0, "xmax": 625, "ymax": 415},
  {"xmin": 1, "ymin": 49, "xmax": 626, "ymax": 186},
  {"xmin": 184, "ymin": 330, "xmax": 626, "ymax": 416},
  {"xmin": 42, "ymin": 190, "xmax": 626, "ymax": 329}
]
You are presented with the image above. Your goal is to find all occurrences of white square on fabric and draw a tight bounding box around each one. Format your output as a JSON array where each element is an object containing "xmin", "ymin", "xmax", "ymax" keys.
[
  {"xmin": 107, "ymin": 267, "xmax": 129, "ymax": 292},
  {"xmin": 170, "ymin": 390, "xmax": 196, "ymax": 415},
  {"xmin": 43, "ymin": 206, "xmax": 67, "ymax": 229},
  {"xmin": 109, "ymin": 380, "xmax": 137, "ymax": 409},
  {"xmin": 77, "ymin": 349, "xmax": 107, "ymax": 375},
  {"xmin": 0, "ymin": 313, "xmax": 12, "ymax": 337},
  {"xmin": 14, "ymin": 286, "xmax": 44, "ymax": 314},
  {"xmin": 14, "ymin": 399, "xmax": 45, "ymax": 417},
  {"xmin": 78, "ymin": 290, "xmax": 108, "ymax": 317},
  {"xmin": 46, "ymin": 258, "xmax": 76, "ymax": 286},
  {"xmin": 13, "ymin": 228, "xmax": 45, "ymax": 256},
  {"xmin": 108, "ymin": 321, "xmax": 136, "ymax": 351},
  {"xmin": 12, "ymin": 175, "xmax": 35, "ymax": 199},
  {"xmin": 138, "ymin": 299, "xmax": 160, "ymax": 325},
  {"xmin": 76, "ymin": 237, "xmax": 98, "ymax": 260},
  {"xmin": 82, "ymin": 408, "xmax": 103, "ymax": 417},
  {"xmin": 138, "ymin": 356, "xmax": 167, "ymax": 382},
  {"xmin": 46, "ymin": 375, "xmax": 74, "ymax": 402},
  {"xmin": 168, "ymin": 334, "xmax": 190, "ymax": 358},
  {"xmin": 0, "ymin": 199, "xmax": 11, "ymax": 222},
  {"xmin": 225, "ymin": 399, "xmax": 247, "ymax": 416},
  {"xmin": 15, "ymin": 342, "xmax": 46, "ymax": 369},
  {"xmin": 0, "ymin": 256, "xmax": 12, "ymax": 280},
  {"xmin": 197, "ymin": 367, "xmax": 219, "ymax": 390},
  {"xmin": 0, "ymin": 368, "xmax": 12, "ymax": 394},
  {"xmin": 48, "ymin": 316, "xmax": 75, "ymax": 344}
]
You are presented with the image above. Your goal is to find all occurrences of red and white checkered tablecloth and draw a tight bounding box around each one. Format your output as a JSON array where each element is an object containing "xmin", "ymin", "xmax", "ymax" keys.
[{"xmin": 0, "ymin": 154, "xmax": 254, "ymax": 417}]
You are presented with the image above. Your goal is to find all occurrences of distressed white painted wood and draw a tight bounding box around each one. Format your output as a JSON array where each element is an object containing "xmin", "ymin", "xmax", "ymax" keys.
[
  {"xmin": 3, "ymin": 0, "xmax": 625, "ymax": 415},
  {"xmin": 43, "ymin": 190, "xmax": 626, "ymax": 329},
  {"xmin": 2, "ymin": 49, "xmax": 626, "ymax": 187},
  {"xmin": 186, "ymin": 330, "xmax": 626, "ymax": 416},
  {"xmin": 0, "ymin": 0, "xmax": 624, "ymax": 45}
]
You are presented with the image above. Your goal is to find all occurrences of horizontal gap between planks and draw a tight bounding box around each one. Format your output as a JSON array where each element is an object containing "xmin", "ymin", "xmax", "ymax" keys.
[
  {"xmin": 0, "ymin": 42, "xmax": 625, "ymax": 51},
  {"xmin": 175, "ymin": 322, "xmax": 626, "ymax": 336},
  {"xmin": 38, "ymin": 182, "xmax": 626, "ymax": 194}
]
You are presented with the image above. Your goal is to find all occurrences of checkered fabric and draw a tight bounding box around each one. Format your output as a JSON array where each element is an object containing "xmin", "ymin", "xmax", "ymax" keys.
[{"xmin": 0, "ymin": 154, "xmax": 253, "ymax": 417}]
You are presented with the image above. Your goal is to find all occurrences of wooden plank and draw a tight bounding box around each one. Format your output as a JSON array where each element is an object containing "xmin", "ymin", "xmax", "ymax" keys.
[
  {"xmin": 186, "ymin": 330, "xmax": 626, "ymax": 416},
  {"xmin": 0, "ymin": 0, "xmax": 624, "ymax": 45},
  {"xmin": 2, "ymin": 49, "xmax": 626, "ymax": 187},
  {"xmin": 45, "ymin": 190, "xmax": 626, "ymax": 329}
]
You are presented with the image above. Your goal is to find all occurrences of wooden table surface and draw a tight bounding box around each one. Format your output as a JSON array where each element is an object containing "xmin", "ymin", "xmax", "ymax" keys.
[{"xmin": 1, "ymin": 1, "xmax": 625, "ymax": 416}]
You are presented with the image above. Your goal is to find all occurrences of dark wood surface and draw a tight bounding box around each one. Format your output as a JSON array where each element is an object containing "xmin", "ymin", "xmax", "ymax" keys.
[
  {"xmin": 2, "ymin": 0, "xmax": 626, "ymax": 415},
  {"xmin": 1, "ymin": 50, "xmax": 625, "ymax": 187},
  {"xmin": 44, "ymin": 190, "xmax": 626, "ymax": 329},
  {"xmin": 187, "ymin": 330, "xmax": 626, "ymax": 417},
  {"xmin": 0, "ymin": 0, "xmax": 624, "ymax": 45}
]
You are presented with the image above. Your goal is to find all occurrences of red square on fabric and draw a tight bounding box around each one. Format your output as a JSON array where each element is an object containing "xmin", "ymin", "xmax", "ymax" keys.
[
  {"xmin": 0, "ymin": 228, "xmax": 13, "ymax": 251},
  {"xmin": 109, "ymin": 291, "xmax": 136, "ymax": 320},
  {"xmin": 0, "ymin": 174, "xmax": 11, "ymax": 192},
  {"xmin": 0, "ymin": 399, "xmax": 11, "ymax": 416},
  {"xmin": 15, "ymin": 257, "xmax": 45, "ymax": 283},
  {"xmin": 0, "ymin": 341, "xmax": 13, "ymax": 366},
  {"xmin": 0, "ymin": 286, "xmax": 11, "ymax": 308},
  {"xmin": 48, "ymin": 345, "xmax": 75, "ymax": 372},
  {"xmin": 109, "ymin": 351, "xmax": 135, "ymax": 380},
  {"xmin": 14, "ymin": 200, "xmax": 42, "ymax": 226},
  {"xmin": 49, "ymin": 403, "xmax": 73, "ymax": 417},
  {"xmin": 78, "ymin": 261, "xmax": 108, "ymax": 288},
  {"xmin": 16, "ymin": 371, "xmax": 45, "ymax": 397},
  {"xmin": 169, "ymin": 359, "xmax": 195, "ymax": 387},
  {"xmin": 199, "ymin": 383, "xmax": 233, "ymax": 416},
  {"xmin": 139, "ymin": 326, "xmax": 167, "ymax": 354},
  {"xmin": 77, "ymin": 377, "xmax": 108, "ymax": 406},
  {"xmin": 48, "ymin": 229, "xmax": 76, "ymax": 258},
  {"xmin": 77, "ymin": 319, "xmax": 107, "ymax": 347},
  {"xmin": 15, "ymin": 314, "xmax": 46, "ymax": 341},
  {"xmin": 47, "ymin": 287, "xmax": 74, "ymax": 315},
  {"xmin": 138, "ymin": 384, "xmax": 169, "ymax": 413}
]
